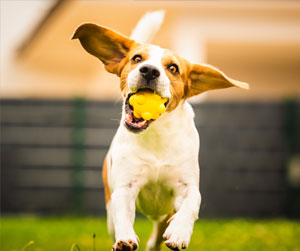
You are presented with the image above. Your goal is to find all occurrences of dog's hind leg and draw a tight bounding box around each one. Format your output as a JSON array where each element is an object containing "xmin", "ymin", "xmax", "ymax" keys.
[
  {"xmin": 146, "ymin": 212, "xmax": 174, "ymax": 251},
  {"xmin": 106, "ymin": 201, "xmax": 115, "ymax": 241},
  {"xmin": 102, "ymin": 155, "xmax": 115, "ymax": 241}
]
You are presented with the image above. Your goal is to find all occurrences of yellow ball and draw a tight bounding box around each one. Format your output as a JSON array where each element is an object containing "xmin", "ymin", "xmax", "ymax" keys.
[
  {"xmin": 136, "ymin": 95, "xmax": 146, "ymax": 105},
  {"xmin": 141, "ymin": 112, "xmax": 152, "ymax": 121},
  {"xmin": 129, "ymin": 90, "xmax": 168, "ymax": 121}
]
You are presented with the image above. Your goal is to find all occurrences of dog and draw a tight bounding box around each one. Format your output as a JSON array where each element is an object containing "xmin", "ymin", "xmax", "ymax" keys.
[{"xmin": 72, "ymin": 11, "xmax": 248, "ymax": 251}]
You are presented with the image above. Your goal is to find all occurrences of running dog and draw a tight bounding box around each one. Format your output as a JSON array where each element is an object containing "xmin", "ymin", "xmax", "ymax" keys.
[{"xmin": 72, "ymin": 11, "xmax": 248, "ymax": 251}]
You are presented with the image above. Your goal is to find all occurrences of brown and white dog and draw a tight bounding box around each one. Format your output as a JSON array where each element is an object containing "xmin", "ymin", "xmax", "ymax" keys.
[{"xmin": 73, "ymin": 11, "xmax": 248, "ymax": 251}]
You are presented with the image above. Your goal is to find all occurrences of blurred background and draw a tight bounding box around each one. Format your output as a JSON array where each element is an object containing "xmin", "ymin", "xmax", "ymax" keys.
[{"xmin": 1, "ymin": 0, "xmax": 300, "ymax": 220}]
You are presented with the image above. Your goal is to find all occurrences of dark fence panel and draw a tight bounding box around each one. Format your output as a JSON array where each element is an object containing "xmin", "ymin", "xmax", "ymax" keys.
[{"xmin": 1, "ymin": 99, "xmax": 299, "ymax": 218}]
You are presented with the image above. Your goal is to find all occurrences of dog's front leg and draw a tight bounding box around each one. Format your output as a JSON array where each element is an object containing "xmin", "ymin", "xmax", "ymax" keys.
[
  {"xmin": 111, "ymin": 186, "xmax": 139, "ymax": 251},
  {"xmin": 163, "ymin": 185, "xmax": 201, "ymax": 250}
]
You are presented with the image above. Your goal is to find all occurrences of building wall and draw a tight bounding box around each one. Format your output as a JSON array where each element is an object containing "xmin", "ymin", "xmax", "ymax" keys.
[{"xmin": 1, "ymin": 1, "xmax": 300, "ymax": 101}]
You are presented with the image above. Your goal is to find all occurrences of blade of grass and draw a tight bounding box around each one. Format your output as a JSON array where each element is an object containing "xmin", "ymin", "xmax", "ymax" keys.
[
  {"xmin": 21, "ymin": 241, "xmax": 34, "ymax": 251},
  {"xmin": 70, "ymin": 243, "xmax": 81, "ymax": 251},
  {"xmin": 93, "ymin": 233, "xmax": 96, "ymax": 251}
]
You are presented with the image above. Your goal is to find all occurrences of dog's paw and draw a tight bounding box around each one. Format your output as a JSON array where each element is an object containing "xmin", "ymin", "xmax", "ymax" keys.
[
  {"xmin": 163, "ymin": 215, "xmax": 193, "ymax": 250},
  {"xmin": 112, "ymin": 236, "xmax": 139, "ymax": 251}
]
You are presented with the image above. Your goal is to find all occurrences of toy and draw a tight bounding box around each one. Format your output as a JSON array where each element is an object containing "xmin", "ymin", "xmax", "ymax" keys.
[{"xmin": 129, "ymin": 90, "xmax": 168, "ymax": 120}]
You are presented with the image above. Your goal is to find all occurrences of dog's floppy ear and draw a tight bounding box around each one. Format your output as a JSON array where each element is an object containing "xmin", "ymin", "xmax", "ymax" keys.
[
  {"xmin": 186, "ymin": 64, "xmax": 249, "ymax": 98},
  {"xmin": 72, "ymin": 23, "xmax": 135, "ymax": 76}
]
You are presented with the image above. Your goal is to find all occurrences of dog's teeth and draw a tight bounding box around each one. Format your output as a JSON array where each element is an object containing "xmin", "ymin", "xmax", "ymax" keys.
[
  {"xmin": 126, "ymin": 114, "xmax": 133, "ymax": 122},
  {"xmin": 140, "ymin": 120, "xmax": 147, "ymax": 126}
]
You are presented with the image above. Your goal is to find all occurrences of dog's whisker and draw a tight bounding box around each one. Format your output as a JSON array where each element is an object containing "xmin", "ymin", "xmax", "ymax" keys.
[
  {"xmin": 110, "ymin": 118, "xmax": 121, "ymax": 123},
  {"xmin": 114, "ymin": 95, "xmax": 123, "ymax": 104},
  {"xmin": 170, "ymin": 85, "xmax": 180, "ymax": 100},
  {"xmin": 170, "ymin": 81, "xmax": 184, "ymax": 85}
]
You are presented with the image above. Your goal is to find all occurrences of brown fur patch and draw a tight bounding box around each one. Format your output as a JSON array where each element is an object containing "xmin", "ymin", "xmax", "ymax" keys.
[
  {"xmin": 73, "ymin": 23, "xmax": 136, "ymax": 76},
  {"xmin": 161, "ymin": 50, "xmax": 191, "ymax": 112},
  {"xmin": 185, "ymin": 64, "xmax": 249, "ymax": 98},
  {"xmin": 102, "ymin": 154, "xmax": 111, "ymax": 203}
]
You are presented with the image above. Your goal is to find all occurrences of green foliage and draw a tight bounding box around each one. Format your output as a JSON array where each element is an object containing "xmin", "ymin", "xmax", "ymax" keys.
[{"xmin": 1, "ymin": 217, "xmax": 299, "ymax": 251}]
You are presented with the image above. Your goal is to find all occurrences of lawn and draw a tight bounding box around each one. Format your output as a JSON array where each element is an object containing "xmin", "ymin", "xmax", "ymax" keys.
[{"xmin": 1, "ymin": 217, "xmax": 300, "ymax": 251}]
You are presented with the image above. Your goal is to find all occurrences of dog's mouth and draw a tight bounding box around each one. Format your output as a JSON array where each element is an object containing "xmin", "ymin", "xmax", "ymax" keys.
[{"xmin": 124, "ymin": 89, "xmax": 169, "ymax": 133}]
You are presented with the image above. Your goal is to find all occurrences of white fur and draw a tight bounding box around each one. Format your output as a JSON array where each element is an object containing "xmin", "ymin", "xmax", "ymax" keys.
[
  {"xmin": 127, "ymin": 45, "xmax": 171, "ymax": 98},
  {"xmin": 130, "ymin": 11, "xmax": 165, "ymax": 43}
]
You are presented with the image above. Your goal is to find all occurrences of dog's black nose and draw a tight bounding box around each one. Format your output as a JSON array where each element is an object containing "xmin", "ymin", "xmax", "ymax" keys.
[{"xmin": 139, "ymin": 65, "xmax": 160, "ymax": 82}]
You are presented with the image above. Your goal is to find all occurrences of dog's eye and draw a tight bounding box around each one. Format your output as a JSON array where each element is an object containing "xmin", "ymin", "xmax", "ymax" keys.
[
  {"xmin": 132, "ymin": 55, "xmax": 143, "ymax": 64},
  {"xmin": 168, "ymin": 64, "xmax": 179, "ymax": 74}
]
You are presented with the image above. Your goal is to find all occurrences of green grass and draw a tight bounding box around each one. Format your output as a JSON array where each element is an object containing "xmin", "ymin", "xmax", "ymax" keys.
[{"xmin": 1, "ymin": 216, "xmax": 300, "ymax": 251}]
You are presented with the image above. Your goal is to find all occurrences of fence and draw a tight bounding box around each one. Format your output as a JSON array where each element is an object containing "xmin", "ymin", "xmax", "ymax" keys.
[{"xmin": 1, "ymin": 99, "xmax": 299, "ymax": 218}]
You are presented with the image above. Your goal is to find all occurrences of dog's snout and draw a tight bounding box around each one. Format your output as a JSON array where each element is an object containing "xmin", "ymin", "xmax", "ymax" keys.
[{"xmin": 139, "ymin": 65, "xmax": 160, "ymax": 82}]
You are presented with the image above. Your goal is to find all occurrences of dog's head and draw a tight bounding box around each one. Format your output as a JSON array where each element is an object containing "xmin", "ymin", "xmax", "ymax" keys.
[{"xmin": 72, "ymin": 23, "xmax": 248, "ymax": 133}]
